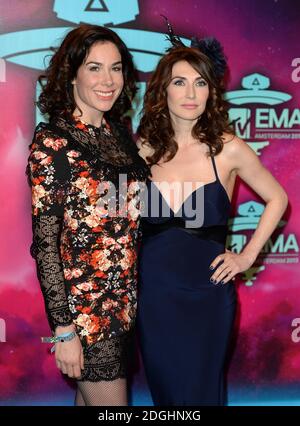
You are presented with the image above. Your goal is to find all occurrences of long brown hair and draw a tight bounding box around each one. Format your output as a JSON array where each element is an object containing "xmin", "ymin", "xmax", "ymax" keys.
[
  {"xmin": 138, "ymin": 47, "xmax": 233, "ymax": 165},
  {"xmin": 37, "ymin": 24, "xmax": 137, "ymax": 122}
]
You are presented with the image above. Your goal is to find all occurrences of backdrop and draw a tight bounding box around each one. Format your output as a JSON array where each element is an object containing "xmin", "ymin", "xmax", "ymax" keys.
[{"xmin": 0, "ymin": 0, "xmax": 299, "ymax": 406}]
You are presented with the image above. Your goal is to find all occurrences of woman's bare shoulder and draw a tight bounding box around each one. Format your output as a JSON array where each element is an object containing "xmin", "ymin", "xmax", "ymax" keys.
[
  {"xmin": 220, "ymin": 132, "xmax": 259, "ymax": 173},
  {"xmin": 221, "ymin": 133, "xmax": 248, "ymax": 155},
  {"xmin": 222, "ymin": 133, "xmax": 237, "ymax": 145}
]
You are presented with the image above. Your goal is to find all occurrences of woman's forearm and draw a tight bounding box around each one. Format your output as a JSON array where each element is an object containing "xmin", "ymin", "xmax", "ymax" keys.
[{"xmin": 241, "ymin": 192, "xmax": 288, "ymax": 263}]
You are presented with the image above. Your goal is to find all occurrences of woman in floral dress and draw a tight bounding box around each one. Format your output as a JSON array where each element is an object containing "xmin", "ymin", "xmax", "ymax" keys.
[{"xmin": 27, "ymin": 24, "xmax": 148, "ymax": 406}]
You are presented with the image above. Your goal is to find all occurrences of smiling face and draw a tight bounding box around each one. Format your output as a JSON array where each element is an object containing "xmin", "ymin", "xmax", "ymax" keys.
[
  {"xmin": 72, "ymin": 41, "xmax": 124, "ymax": 125},
  {"xmin": 166, "ymin": 60, "xmax": 209, "ymax": 124}
]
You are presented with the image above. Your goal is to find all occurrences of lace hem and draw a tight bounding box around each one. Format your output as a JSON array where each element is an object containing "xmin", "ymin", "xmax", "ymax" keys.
[
  {"xmin": 78, "ymin": 332, "xmax": 134, "ymax": 382},
  {"xmin": 79, "ymin": 365, "xmax": 126, "ymax": 382}
]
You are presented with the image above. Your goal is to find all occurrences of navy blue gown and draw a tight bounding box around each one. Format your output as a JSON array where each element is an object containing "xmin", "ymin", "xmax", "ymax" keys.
[{"xmin": 137, "ymin": 156, "xmax": 236, "ymax": 406}]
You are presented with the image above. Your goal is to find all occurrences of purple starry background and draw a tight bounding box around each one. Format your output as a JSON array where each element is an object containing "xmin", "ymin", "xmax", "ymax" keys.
[{"xmin": 0, "ymin": 0, "xmax": 299, "ymax": 405}]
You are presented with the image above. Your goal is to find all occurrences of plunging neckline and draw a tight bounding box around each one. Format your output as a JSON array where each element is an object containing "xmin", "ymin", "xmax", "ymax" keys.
[
  {"xmin": 148, "ymin": 179, "xmax": 230, "ymax": 216},
  {"xmin": 148, "ymin": 155, "xmax": 231, "ymax": 215}
]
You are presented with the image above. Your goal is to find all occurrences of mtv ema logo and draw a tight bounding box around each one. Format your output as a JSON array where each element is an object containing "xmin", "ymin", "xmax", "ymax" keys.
[
  {"xmin": 226, "ymin": 201, "xmax": 298, "ymax": 286},
  {"xmin": 225, "ymin": 75, "xmax": 299, "ymax": 285},
  {"xmin": 0, "ymin": 0, "xmax": 189, "ymax": 129},
  {"xmin": 54, "ymin": 0, "xmax": 139, "ymax": 25},
  {"xmin": 226, "ymin": 73, "xmax": 300, "ymax": 156}
]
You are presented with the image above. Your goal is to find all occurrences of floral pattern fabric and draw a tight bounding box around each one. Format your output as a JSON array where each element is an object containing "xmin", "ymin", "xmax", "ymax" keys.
[{"xmin": 27, "ymin": 116, "xmax": 148, "ymax": 381}]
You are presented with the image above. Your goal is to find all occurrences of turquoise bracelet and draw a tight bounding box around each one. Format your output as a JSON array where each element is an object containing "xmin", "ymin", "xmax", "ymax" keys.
[
  {"xmin": 41, "ymin": 331, "xmax": 77, "ymax": 354},
  {"xmin": 41, "ymin": 331, "xmax": 76, "ymax": 344}
]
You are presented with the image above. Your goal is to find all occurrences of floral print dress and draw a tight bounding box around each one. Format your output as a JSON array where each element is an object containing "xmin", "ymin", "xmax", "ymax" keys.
[{"xmin": 27, "ymin": 115, "xmax": 148, "ymax": 381}]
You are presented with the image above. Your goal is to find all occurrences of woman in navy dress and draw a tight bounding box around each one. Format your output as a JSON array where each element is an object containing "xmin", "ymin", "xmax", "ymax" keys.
[{"xmin": 137, "ymin": 34, "xmax": 288, "ymax": 405}]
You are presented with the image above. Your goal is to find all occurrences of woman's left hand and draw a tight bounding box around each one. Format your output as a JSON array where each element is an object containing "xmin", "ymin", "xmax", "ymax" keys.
[{"xmin": 209, "ymin": 250, "xmax": 255, "ymax": 285}]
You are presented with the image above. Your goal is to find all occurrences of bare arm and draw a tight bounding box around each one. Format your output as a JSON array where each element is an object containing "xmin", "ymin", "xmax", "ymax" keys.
[{"xmin": 210, "ymin": 136, "xmax": 288, "ymax": 284}]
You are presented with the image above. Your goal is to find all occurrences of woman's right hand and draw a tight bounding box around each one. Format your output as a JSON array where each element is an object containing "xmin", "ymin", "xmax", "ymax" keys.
[{"xmin": 54, "ymin": 325, "xmax": 84, "ymax": 379}]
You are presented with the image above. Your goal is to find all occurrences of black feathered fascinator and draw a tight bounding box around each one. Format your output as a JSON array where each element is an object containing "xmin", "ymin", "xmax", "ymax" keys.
[{"xmin": 161, "ymin": 15, "xmax": 227, "ymax": 79}]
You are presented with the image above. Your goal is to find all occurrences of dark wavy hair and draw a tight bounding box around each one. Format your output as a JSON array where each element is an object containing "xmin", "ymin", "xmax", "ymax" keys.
[
  {"xmin": 138, "ymin": 47, "xmax": 234, "ymax": 165},
  {"xmin": 37, "ymin": 24, "xmax": 138, "ymax": 122}
]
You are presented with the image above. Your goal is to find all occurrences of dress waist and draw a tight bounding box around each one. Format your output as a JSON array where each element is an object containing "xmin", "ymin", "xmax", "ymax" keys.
[{"xmin": 141, "ymin": 218, "xmax": 228, "ymax": 245}]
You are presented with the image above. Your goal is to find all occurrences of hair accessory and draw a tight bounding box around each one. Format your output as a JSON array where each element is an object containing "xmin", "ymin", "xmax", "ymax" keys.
[
  {"xmin": 190, "ymin": 37, "xmax": 227, "ymax": 79},
  {"xmin": 161, "ymin": 15, "xmax": 185, "ymax": 49},
  {"xmin": 161, "ymin": 15, "xmax": 227, "ymax": 78}
]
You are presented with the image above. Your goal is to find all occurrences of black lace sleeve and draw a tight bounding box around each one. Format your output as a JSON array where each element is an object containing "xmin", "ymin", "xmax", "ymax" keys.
[
  {"xmin": 27, "ymin": 125, "xmax": 73, "ymax": 331},
  {"xmin": 31, "ymin": 215, "xmax": 73, "ymax": 331}
]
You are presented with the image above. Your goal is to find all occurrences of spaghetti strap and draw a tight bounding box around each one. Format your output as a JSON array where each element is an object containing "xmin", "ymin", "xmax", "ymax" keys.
[{"xmin": 211, "ymin": 155, "xmax": 220, "ymax": 182}]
